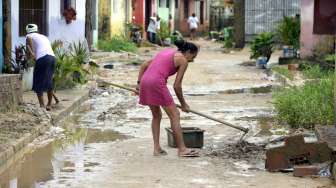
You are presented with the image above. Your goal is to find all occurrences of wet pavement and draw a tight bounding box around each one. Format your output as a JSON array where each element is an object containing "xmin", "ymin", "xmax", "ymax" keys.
[{"xmin": 0, "ymin": 40, "xmax": 335, "ymax": 188}]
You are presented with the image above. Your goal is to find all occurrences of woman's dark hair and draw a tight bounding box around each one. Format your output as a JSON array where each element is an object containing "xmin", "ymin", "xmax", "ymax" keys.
[{"xmin": 174, "ymin": 40, "xmax": 199, "ymax": 54}]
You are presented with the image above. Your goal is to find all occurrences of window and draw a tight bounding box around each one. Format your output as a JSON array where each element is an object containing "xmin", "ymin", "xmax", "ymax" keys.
[
  {"xmin": 19, "ymin": 0, "xmax": 47, "ymax": 36},
  {"xmin": 113, "ymin": 0, "xmax": 119, "ymax": 13},
  {"xmin": 159, "ymin": 0, "xmax": 169, "ymax": 8},
  {"xmin": 184, "ymin": 0, "xmax": 189, "ymax": 18},
  {"xmin": 175, "ymin": 0, "xmax": 178, "ymax": 9},
  {"xmin": 61, "ymin": 0, "xmax": 76, "ymax": 14}
]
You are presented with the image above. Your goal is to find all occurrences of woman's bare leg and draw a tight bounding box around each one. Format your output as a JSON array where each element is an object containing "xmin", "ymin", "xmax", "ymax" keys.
[
  {"xmin": 163, "ymin": 104, "xmax": 197, "ymax": 156},
  {"xmin": 37, "ymin": 93, "xmax": 44, "ymax": 108},
  {"xmin": 149, "ymin": 105, "xmax": 164, "ymax": 155}
]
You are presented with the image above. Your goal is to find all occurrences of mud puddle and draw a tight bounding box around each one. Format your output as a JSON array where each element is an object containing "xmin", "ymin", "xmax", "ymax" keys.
[{"xmin": 0, "ymin": 92, "xmax": 130, "ymax": 188}]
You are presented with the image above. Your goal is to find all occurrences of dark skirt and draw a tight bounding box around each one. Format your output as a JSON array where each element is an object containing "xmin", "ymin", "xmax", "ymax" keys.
[{"xmin": 32, "ymin": 55, "xmax": 56, "ymax": 95}]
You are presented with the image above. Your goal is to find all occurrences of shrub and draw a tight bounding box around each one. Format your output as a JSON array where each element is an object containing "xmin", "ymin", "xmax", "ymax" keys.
[
  {"xmin": 276, "ymin": 16, "xmax": 300, "ymax": 49},
  {"xmin": 157, "ymin": 20, "xmax": 171, "ymax": 41},
  {"xmin": 250, "ymin": 32, "xmax": 275, "ymax": 62},
  {"xmin": 273, "ymin": 66, "xmax": 334, "ymax": 129},
  {"xmin": 52, "ymin": 40, "xmax": 90, "ymax": 90},
  {"xmin": 98, "ymin": 36, "xmax": 137, "ymax": 53},
  {"xmin": 68, "ymin": 40, "xmax": 90, "ymax": 64}
]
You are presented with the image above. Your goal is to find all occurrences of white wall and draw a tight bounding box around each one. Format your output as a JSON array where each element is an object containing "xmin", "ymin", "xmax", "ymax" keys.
[
  {"xmin": 48, "ymin": 0, "xmax": 86, "ymax": 44},
  {"xmin": 11, "ymin": 0, "xmax": 86, "ymax": 53}
]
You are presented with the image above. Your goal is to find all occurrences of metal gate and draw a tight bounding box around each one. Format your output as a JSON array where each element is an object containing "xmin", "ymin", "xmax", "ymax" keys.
[
  {"xmin": 245, "ymin": 0, "xmax": 300, "ymax": 41},
  {"xmin": 210, "ymin": 6, "xmax": 234, "ymax": 31}
]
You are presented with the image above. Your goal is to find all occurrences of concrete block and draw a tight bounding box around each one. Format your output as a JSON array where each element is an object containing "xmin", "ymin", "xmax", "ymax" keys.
[{"xmin": 266, "ymin": 135, "xmax": 333, "ymax": 172}]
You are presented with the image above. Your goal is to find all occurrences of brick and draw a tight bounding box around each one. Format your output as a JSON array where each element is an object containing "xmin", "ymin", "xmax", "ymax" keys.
[
  {"xmin": 293, "ymin": 165, "xmax": 320, "ymax": 177},
  {"xmin": 266, "ymin": 135, "xmax": 333, "ymax": 172}
]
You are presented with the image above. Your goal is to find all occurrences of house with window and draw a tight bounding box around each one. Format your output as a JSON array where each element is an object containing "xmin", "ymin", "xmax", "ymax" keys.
[
  {"xmin": 300, "ymin": 0, "xmax": 336, "ymax": 57},
  {"xmin": 175, "ymin": 0, "xmax": 210, "ymax": 36},
  {"xmin": 11, "ymin": 0, "xmax": 91, "ymax": 53},
  {"xmin": 98, "ymin": 0, "xmax": 132, "ymax": 38}
]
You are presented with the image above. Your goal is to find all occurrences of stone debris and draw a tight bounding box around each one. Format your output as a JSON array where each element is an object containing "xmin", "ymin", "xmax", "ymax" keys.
[{"xmin": 206, "ymin": 141, "xmax": 265, "ymax": 161}]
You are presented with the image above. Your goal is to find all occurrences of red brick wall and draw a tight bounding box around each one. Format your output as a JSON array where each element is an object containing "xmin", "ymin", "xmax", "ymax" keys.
[{"xmin": 0, "ymin": 74, "xmax": 23, "ymax": 111}]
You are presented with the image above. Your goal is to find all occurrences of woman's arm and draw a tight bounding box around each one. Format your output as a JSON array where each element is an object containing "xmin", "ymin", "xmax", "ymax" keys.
[
  {"xmin": 174, "ymin": 56, "xmax": 189, "ymax": 112},
  {"xmin": 26, "ymin": 37, "xmax": 36, "ymax": 60}
]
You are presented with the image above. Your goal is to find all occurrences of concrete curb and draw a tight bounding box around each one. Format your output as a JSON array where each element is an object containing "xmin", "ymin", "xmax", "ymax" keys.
[
  {"xmin": 271, "ymin": 70, "xmax": 295, "ymax": 87},
  {"xmin": 0, "ymin": 90, "xmax": 90, "ymax": 170},
  {"xmin": 51, "ymin": 91, "xmax": 90, "ymax": 125}
]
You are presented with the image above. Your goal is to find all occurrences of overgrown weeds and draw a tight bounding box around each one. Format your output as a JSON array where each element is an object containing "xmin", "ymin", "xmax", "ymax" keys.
[
  {"xmin": 98, "ymin": 36, "xmax": 137, "ymax": 53},
  {"xmin": 273, "ymin": 65, "xmax": 334, "ymax": 129}
]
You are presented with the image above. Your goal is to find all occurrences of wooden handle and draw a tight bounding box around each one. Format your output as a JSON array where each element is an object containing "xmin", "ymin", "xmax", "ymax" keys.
[
  {"xmin": 176, "ymin": 104, "xmax": 249, "ymax": 133},
  {"xmin": 99, "ymin": 80, "xmax": 249, "ymax": 133}
]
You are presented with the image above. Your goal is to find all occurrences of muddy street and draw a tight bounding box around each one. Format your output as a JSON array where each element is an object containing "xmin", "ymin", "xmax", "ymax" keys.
[{"xmin": 0, "ymin": 40, "xmax": 334, "ymax": 188}]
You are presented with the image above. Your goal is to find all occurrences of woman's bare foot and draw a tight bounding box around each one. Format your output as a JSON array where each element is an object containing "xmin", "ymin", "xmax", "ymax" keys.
[
  {"xmin": 153, "ymin": 148, "xmax": 168, "ymax": 156},
  {"xmin": 178, "ymin": 148, "xmax": 200, "ymax": 157}
]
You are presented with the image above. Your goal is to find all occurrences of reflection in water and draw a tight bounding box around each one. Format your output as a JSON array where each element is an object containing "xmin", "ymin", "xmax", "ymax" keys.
[{"xmin": 0, "ymin": 128, "xmax": 127, "ymax": 188}]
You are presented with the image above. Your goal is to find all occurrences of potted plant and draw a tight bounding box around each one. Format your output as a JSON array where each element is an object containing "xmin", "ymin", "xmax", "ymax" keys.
[
  {"xmin": 276, "ymin": 16, "xmax": 300, "ymax": 66},
  {"xmin": 63, "ymin": 7, "xmax": 77, "ymax": 24},
  {"xmin": 250, "ymin": 32, "xmax": 275, "ymax": 69},
  {"xmin": 13, "ymin": 44, "xmax": 35, "ymax": 91}
]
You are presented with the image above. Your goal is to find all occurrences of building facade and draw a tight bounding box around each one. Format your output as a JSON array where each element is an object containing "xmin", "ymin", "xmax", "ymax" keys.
[
  {"xmin": 300, "ymin": 0, "xmax": 336, "ymax": 57},
  {"xmin": 11, "ymin": 0, "xmax": 88, "ymax": 52},
  {"xmin": 99, "ymin": 0, "xmax": 132, "ymax": 38}
]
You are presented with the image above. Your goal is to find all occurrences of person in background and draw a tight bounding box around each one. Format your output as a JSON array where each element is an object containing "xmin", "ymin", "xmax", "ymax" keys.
[
  {"xmin": 25, "ymin": 24, "xmax": 57, "ymax": 111},
  {"xmin": 187, "ymin": 13, "xmax": 199, "ymax": 40},
  {"xmin": 147, "ymin": 13, "xmax": 157, "ymax": 44}
]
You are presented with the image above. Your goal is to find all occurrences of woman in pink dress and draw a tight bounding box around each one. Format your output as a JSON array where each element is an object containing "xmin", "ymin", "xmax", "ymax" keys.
[{"xmin": 137, "ymin": 41, "xmax": 199, "ymax": 157}]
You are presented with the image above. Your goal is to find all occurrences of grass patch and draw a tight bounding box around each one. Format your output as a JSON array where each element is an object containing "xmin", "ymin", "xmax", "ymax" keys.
[
  {"xmin": 301, "ymin": 64, "xmax": 333, "ymax": 79},
  {"xmin": 98, "ymin": 36, "xmax": 137, "ymax": 53},
  {"xmin": 273, "ymin": 71, "xmax": 334, "ymax": 129},
  {"xmin": 272, "ymin": 66, "xmax": 294, "ymax": 80}
]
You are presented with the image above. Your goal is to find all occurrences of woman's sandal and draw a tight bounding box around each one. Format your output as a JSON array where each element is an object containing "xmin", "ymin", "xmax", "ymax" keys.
[
  {"xmin": 178, "ymin": 149, "xmax": 200, "ymax": 158},
  {"xmin": 153, "ymin": 149, "xmax": 168, "ymax": 156}
]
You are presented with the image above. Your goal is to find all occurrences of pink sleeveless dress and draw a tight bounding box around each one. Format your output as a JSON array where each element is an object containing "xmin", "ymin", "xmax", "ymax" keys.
[{"xmin": 139, "ymin": 48, "xmax": 178, "ymax": 106}]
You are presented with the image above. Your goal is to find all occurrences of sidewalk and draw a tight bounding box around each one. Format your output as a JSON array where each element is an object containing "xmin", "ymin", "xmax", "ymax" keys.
[{"xmin": 0, "ymin": 87, "xmax": 90, "ymax": 172}]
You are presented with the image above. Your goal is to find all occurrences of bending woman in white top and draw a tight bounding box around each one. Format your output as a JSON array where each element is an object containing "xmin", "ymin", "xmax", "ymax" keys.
[{"xmin": 26, "ymin": 24, "xmax": 57, "ymax": 111}]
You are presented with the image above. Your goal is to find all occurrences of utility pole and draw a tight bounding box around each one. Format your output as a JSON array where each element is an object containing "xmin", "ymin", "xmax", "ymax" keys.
[
  {"xmin": 3, "ymin": 0, "xmax": 11, "ymax": 65},
  {"xmin": 85, "ymin": 0, "xmax": 93, "ymax": 50},
  {"xmin": 233, "ymin": 0, "xmax": 245, "ymax": 48}
]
